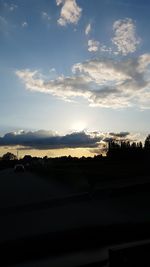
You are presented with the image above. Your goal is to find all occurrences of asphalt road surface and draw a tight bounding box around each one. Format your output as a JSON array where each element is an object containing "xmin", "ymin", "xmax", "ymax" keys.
[
  {"xmin": 0, "ymin": 168, "xmax": 150, "ymax": 242},
  {"xmin": 0, "ymin": 168, "xmax": 76, "ymax": 209},
  {"xmin": 1, "ymin": 169, "xmax": 150, "ymax": 266}
]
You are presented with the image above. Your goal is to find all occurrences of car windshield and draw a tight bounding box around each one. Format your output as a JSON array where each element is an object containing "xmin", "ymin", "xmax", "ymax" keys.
[{"xmin": 0, "ymin": 0, "xmax": 150, "ymax": 266}]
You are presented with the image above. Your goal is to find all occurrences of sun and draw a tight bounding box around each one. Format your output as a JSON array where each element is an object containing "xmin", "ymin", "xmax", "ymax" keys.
[{"xmin": 71, "ymin": 121, "xmax": 87, "ymax": 132}]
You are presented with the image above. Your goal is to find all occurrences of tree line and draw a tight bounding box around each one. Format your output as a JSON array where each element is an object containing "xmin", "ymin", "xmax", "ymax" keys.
[
  {"xmin": 0, "ymin": 134, "xmax": 150, "ymax": 162},
  {"xmin": 107, "ymin": 134, "xmax": 150, "ymax": 159}
]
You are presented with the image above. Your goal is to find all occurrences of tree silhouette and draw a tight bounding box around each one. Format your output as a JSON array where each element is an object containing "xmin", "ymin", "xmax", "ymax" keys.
[
  {"xmin": 2, "ymin": 152, "xmax": 17, "ymax": 160},
  {"xmin": 144, "ymin": 135, "xmax": 150, "ymax": 150},
  {"xmin": 107, "ymin": 136, "xmax": 148, "ymax": 159}
]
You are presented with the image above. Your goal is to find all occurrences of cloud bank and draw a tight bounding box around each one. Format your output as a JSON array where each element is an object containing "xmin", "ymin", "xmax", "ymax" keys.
[
  {"xmin": 0, "ymin": 130, "xmax": 101, "ymax": 150},
  {"xmin": 16, "ymin": 53, "xmax": 150, "ymax": 109},
  {"xmin": 0, "ymin": 130, "xmax": 137, "ymax": 158},
  {"xmin": 0, "ymin": 130, "xmax": 135, "ymax": 155}
]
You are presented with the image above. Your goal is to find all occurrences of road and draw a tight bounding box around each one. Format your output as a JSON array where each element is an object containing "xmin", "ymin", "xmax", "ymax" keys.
[
  {"xmin": 1, "ymin": 169, "xmax": 150, "ymax": 266},
  {"xmin": 0, "ymin": 169, "xmax": 150, "ymax": 242},
  {"xmin": 0, "ymin": 168, "xmax": 76, "ymax": 209}
]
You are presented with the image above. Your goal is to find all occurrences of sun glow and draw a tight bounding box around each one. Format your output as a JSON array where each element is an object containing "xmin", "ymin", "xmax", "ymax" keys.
[{"xmin": 71, "ymin": 121, "xmax": 87, "ymax": 132}]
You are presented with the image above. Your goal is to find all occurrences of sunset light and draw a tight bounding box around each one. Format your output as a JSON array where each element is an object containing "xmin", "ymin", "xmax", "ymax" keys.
[{"xmin": 71, "ymin": 121, "xmax": 87, "ymax": 132}]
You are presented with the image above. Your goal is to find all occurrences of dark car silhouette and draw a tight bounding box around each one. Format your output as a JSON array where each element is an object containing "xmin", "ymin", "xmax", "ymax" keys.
[{"xmin": 14, "ymin": 164, "xmax": 25, "ymax": 172}]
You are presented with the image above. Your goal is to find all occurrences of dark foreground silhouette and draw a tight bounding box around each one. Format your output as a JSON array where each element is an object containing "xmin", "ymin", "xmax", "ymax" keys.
[
  {"xmin": 1, "ymin": 134, "xmax": 150, "ymax": 191},
  {"xmin": 0, "ymin": 135, "xmax": 150, "ymax": 266}
]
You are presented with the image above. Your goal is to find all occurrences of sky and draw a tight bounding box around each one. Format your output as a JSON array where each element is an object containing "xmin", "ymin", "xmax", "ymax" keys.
[{"xmin": 0, "ymin": 0, "xmax": 150, "ymax": 157}]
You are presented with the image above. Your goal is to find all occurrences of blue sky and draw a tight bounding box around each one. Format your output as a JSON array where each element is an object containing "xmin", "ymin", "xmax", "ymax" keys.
[{"xmin": 0, "ymin": 0, "xmax": 150, "ymax": 156}]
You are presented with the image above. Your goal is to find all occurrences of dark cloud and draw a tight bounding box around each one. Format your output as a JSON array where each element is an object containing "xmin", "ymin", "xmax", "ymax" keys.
[
  {"xmin": 0, "ymin": 130, "xmax": 101, "ymax": 150},
  {"xmin": 0, "ymin": 130, "xmax": 137, "ymax": 152},
  {"xmin": 103, "ymin": 137, "xmax": 114, "ymax": 142},
  {"xmin": 103, "ymin": 132, "xmax": 136, "ymax": 143},
  {"xmin": 109, "ymin": 132, "xmax": 130, "ymax": 138}
]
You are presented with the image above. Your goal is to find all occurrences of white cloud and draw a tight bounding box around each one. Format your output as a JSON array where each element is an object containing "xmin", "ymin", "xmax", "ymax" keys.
[
  {"xmin": 9, "ymin": 4, "xmax": 17, "ymax": 11},
  {"xmin": 87, "ymin": 40, "xmax": 112, "ymax": 54},
  {"xmin": 49, "ymin": 68, "xmax": 56, "ymax": 72},
  {"xmin": 56, "ymin": 0, "xmax": 82, "ymax": 26},
  {"xmin": 137, "ymin": 54, "xmax": 150, "ymax": 72},
  {"xmin": 112, "ymin": 18, "xmax": 141, "ymax": 55},
  {"xmin": 4, "ymin": 3, "xmax": 18, "ymax": 11},
  {"xmin": 85, "ymin": 23, "xmax": 91, "ymax": 35},
  {"xmin": 22, "ymin": 21, "xmax": 28, "ymax": 28},
  {"xmin": 0, "ymin": 16, "xmax": 7, "ymax": 26},
  {"xmin": 88, "ymin": 39, "xmax": 99, "ymax": 52},
  {"xmin": 16, "ymin": 69, "xmax": 91, "ymax": 101},
  {"xmin": 16, "ymin": 54, "xmax": 150, "ymax": 109},
  {"xmin": 99, "ymin": 44, "xmax": 112, "ymax": 53},
  {"xmin": 56, "ymin": 0, "xmax": 63, "ymax": 5},
  {"xmin": 41, "ymin": 11, "xmax": 51, "ymax": 21},
  {"xmin": 0, "ymin": 16, "xmax": 8, "ymax": 33},
  {"xmin": 72, "ymin": 60, "xmax": 129, "ymax": 84}
]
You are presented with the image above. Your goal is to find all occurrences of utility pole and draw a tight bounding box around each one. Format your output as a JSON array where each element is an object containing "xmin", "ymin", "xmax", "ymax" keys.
[{"xmin": 17, "ymin": 149, "xmax": 19, "ymax": 160}]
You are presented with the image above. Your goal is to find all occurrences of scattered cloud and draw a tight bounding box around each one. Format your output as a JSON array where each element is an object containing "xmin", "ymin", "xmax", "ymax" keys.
[
  {"xmin": 112, "ymin": 18, "xmax": 141, "ymax": 55},
  {"xmin": 85, "ymin": 23, "xmax": 91, "ymax": 35},
  {"xmin": 0, "ymin": 130, "xmax": 101, "ymax": 150},
  {"xmin": 0, "ymin": 15, "xmax": 8, "ymax": 33},
  {"xmin": 22, "ymin": 21, "xmax": 28, "ymax": 28},
  {"xmin": 99, "ymin": 44, "xmax": 112, "ymax": 53},
  {"xmin": 4, "ymin": 3, "xmax": 18, "ymax": 12},
  {"xmin": 49, "ymin": 68, "xmax": 56, "ymax": 72},
  {"xmin": 41, "ymin": 11, "xmax": 51, "ymax": 21},
  {"xmin": 0, "ymin": 15, "xmax": 7, "ymax": 26},
  {"xmin": 87, "ymin": 40, "xmax": 112, "ymax": 54},
  {"xmin": 56, "ymin": 0, "xmax": 82, "ymax": 26},
  {"xmin": 85, "ymin": 17, "xmax": 141, "ymax": 55},
  {"xmin": 88, "ymin": 39, "xmax": 99, "ymax": 52},
  {"xmin": 9, "ymin": 4, "xmax": 17, "ymax": 11},
  {"xmin": 16, "ymin": 53, "xmax": 150, "ymax": 109}
]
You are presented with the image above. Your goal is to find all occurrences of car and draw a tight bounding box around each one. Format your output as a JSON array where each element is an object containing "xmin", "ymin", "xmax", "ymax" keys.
[{"xmin": 14, "ymin": 164, "xmax": 25, "ymax": 172}]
